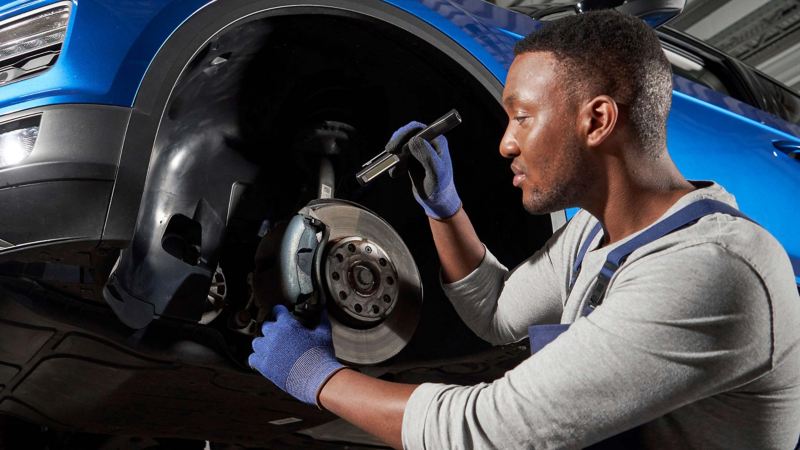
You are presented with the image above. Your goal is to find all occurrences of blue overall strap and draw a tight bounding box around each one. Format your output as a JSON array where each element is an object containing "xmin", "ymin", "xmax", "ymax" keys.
[
  {"xmin": 529, "ymin": 324, "xmax": 570, "ymax": 354},
  {"xmin": 569, "ymin": 222, "xmax": 604, "ymax": 291},
  {"xmin": 530, "ymin": 199, "xmax": 753, "ymax": 355},
  {"xmin": 531, "ymin": 217, "xmax": 602, "ymax": 355},
  {"xmin": 585, "ymin": 199, "xmax": 753, "ymax": 309}
]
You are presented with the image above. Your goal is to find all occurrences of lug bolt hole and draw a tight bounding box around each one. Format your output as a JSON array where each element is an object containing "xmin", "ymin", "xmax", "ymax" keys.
[
  {"xmin": 347, "ymin": 243, "xmax": 356, "ymax": 253},
  {"xmin": 339, "ymin": 291, "xmax": 347, "ymax": 300},
  {"xmin": 383, "ymin": 295, "xmax": 391, "ymax": 303},
  {"xmin": 386, "ymin": 276, "xmax": 394, "ymax": 285},
  {"xmin": 372, "ymin": 305, "xmax": 380, "ymax": 314},
  {"xmin": 354, "ymin": 304, "xmax": 362, "ymax": 313},
  {"xmin": 335, "ymin": 254, "xmax": 344, "ymax": 262},
  {"xmin": 379, "ymin": 258, "xmax": 387, "ymax": 267},
  {"xmin": 332, "ymin": 272, "xmax": 340, "ymax": 281}
]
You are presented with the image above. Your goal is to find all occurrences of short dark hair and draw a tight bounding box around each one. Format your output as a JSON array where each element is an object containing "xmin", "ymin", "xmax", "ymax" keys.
[{"xmin": 514, "ymin": 10, "xmax": 672, "ymax": 153}]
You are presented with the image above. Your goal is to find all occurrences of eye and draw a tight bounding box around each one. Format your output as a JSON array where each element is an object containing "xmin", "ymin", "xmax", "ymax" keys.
[{"xmin": 513, "ymin": 116, "xmax": 529, "ymax": 125}]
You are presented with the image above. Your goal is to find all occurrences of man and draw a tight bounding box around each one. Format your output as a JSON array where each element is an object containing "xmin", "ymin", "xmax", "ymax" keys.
[{"xmin": 249, "ymin": 11, "xmax": 800, "ymax": 449}]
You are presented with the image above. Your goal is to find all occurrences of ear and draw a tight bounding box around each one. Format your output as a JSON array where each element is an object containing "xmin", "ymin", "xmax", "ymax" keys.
[{"xmin": 577, "ymin": 95, "xmax": 618, "ymax": 148}]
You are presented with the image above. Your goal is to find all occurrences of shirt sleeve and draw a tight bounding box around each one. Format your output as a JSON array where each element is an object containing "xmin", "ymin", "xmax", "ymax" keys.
[
  {"xmin": 402, "ymin": 242, "xmax": 773, "ymax": 449},
  {"xmin": 441, "ymin": 221, "xmax": 573, "ymax": 345}
]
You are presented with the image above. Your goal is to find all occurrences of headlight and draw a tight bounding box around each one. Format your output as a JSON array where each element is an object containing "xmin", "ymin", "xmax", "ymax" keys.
[
  {"xmin": 0, "ymin": 116, "xmax": 40, "ymax": 168},
  {"xmin": 0, "ymin": 2, "xmax": 71, "ymax": 86}
]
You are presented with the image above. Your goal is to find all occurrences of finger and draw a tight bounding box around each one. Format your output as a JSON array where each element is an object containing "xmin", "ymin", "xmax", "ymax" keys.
[
  {"xmin": 260, "ymin": 319, "xmax": 275, "ymax": 337},
  {"xmin": 407, "ymin": 137, "xmax": 437, "ymax": 167},
  {"xmin": 251, "ymin": 336, "xmax": 266, "ymax": 354},
  {"xmin": 388, "ymin": 157, "xmax": 408, "ymax": 178},
  {"xmin": 430, "ymin": 135, "xmax": 449, "ymax": 159},
  {"xmin": 391, "ymin": 121, "xmax": 426, "ymax": 139},
  {"xmin": 259, "ymin": 320, "xmax": 283, "ymax": 342},
  {"xmin": 248, "ymin": 353, "xmax": 262, "ymax": 372},
  {"xmin": 272, "ymin": 304, "xmax": 291, "ymax": 321},
  {"xmin": 386, "ymin": 121, "xmax": 427, "ymax": 152},
  {"xmin": 274, "ymin": 304, "xmax": 307, "ymax": 330},
  {"xmin": 406, "ymin": 138, "xmax": 430, "ymax": 190}
]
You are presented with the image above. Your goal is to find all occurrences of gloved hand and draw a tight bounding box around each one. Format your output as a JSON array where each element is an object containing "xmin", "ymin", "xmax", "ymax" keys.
[
  {"xmin": 386, "ymin": 121, "xmax": 461, "ymax": 220},
  {"xmin": 249, "ymin": 305, "xmax": 344, "ymax": 406}
]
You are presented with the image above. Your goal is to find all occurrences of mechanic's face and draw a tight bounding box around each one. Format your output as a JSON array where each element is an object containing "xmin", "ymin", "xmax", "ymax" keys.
[{"xmin": 500, "ymin": 52, "xmax": 592, "ymax": 214}]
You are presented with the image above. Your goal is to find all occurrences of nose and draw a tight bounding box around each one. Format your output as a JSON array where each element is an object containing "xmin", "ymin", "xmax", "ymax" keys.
[{"xmin": 499, "ymin": 124, "xmax": 519, "ymax": 159}]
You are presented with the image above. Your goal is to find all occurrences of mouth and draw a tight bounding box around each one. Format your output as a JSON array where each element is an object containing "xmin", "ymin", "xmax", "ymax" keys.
[{"xmin": 511, "ymin": 163, "xmax": 526, "ymax": 188}]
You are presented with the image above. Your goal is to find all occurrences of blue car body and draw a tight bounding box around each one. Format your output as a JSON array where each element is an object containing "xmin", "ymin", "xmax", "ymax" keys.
[
  {"xmin": 0, "ymin": 0, "xmax": 797, "ymax": 283},
  {"xmin": 0, "ymin": 0, "xmax": 797, "ymax": 443},
  {"xmin": 0, "ymin": 0, "xmax": 532, "ymax": 113}
]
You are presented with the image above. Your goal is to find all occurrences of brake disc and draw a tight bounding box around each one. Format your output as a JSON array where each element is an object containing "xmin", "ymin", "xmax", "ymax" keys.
[{"xmin": 302, "ymin": 200, "xmax": 422, "ymax": 365}]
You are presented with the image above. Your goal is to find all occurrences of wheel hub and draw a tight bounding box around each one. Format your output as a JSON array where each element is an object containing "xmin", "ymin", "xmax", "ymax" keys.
[
  {"xmin": 300, "ymin": 199, "xmax": 423, "ymax": 365},
  {"xmin": 324, "ymin": 237, "xmax": 399, "ymax": 325}
]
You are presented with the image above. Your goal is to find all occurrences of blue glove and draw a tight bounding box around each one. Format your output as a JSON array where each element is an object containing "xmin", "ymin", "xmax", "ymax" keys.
[
  {"xmin": 386, "ymin": 121, "xmax": 461, "ymax": 220},
  {"xmin": 249, "ymin": 305, "xmax": 344, "ymax": 406}
]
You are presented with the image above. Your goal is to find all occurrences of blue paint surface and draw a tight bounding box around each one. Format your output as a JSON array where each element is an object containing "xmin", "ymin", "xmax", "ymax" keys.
[
  {"xmin": 667, "ymin": 84, "xmax": 800, "ymax": 284},
  {"xmin": 0, "ymin": 0, "xmax": 535, "ymax": 114},
  {"xmin": 0, "ymin": 0, "xmax": 796, "ymax": 282},
  {"xmin": 0, "ymin": 0, "xmax": 212, "ymax": 114}
]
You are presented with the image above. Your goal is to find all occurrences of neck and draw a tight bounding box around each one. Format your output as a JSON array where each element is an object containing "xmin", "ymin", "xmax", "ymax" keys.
[{"xmin": 583, "ymin": 148, "xmax": 695, "ymax": 246}]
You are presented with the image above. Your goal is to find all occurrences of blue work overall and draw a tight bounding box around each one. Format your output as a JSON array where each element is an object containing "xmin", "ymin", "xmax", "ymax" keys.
[{"xmin": 527, "ymin": 199, "xmax": 753, "ymax": 447}]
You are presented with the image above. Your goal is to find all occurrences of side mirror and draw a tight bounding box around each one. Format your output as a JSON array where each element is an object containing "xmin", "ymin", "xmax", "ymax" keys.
[{"xmin": 576, "ymin": 0, "xmax": 686, "ymax": 28}]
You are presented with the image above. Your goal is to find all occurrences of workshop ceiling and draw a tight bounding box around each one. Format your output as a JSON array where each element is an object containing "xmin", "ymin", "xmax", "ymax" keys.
[
  {"xmin": 493, "ymin": 0, "xmax": 800, "ymax": 93},
  {"xmin": 671, "ymin": 0, "xmax": 800, "ymax": 93}
]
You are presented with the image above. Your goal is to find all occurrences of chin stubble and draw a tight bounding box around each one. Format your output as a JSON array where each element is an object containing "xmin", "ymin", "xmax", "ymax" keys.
[{"xmin": 521, "ymin": 139, "xmax": 590, "ymax": 215}]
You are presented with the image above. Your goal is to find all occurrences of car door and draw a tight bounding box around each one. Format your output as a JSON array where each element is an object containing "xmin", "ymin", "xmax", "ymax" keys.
[{"xmin": 661, "ymin": 31, "xmax": 800, "ymax": 286}]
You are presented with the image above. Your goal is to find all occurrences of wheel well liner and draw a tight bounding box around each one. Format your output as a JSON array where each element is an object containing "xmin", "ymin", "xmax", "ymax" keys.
[{"xmin": 102, "ymin": 0, "xmax": 505, "ymax": 244}]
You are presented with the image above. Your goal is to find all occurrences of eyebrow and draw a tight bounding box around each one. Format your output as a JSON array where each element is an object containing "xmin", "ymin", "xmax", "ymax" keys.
[{"xmin": 502, "ymin": 94, "xmax": 517, "ymax": 108}]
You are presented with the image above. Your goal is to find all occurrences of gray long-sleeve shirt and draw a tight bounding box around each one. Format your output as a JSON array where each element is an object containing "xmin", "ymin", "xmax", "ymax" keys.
[{"xmin": 401, "ymin": 183, "xmax": 800, "ymax": 449}]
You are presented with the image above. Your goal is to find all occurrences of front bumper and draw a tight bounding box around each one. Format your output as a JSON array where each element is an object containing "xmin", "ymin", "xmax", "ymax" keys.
[{"xmin": 0, "ymin": 104, "xmax": 130, "ymax": 254}]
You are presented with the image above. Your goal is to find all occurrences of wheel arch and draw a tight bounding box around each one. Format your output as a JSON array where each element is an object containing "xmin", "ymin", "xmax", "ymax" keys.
[{"xmin": 101, "ymin": 0, "xmax": 513, "ymax": 244}]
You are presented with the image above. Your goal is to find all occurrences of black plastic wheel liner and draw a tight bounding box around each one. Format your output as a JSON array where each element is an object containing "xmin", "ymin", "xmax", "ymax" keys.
[
  {"xmin": 103, "ymin": 0, "xmax": 504, "ymax": 244},
  {"xmin": 101, "ymin": 0, "xmax": 508, "ymax": 329}
]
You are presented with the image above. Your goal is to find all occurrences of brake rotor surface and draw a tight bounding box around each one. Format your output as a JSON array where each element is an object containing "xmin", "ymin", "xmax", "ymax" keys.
[{"xmin": 304, "ymin": 200, "xmax": 422, "ymax": 365}]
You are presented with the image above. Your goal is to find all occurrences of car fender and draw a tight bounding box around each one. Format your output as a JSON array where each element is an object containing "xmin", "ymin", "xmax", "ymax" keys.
[
  {"xmin": 96, "ymin": 0, "xmax": 540, "ymax": 326},
  {"xmin": 99, "ymin": 0, "xmax": 536, "ymax": 243}
]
